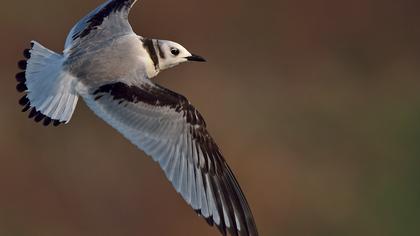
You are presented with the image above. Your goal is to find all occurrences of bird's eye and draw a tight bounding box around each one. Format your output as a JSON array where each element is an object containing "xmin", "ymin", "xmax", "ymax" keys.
[{"xmin": 170, "ymin": 48, "xmax": 180, "ymax": 56}]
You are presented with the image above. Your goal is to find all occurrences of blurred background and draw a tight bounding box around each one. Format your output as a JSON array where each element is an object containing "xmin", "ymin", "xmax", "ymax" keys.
[{"xmin": 1, "ymin": 0, "xmax": 420, "ymax": 235}]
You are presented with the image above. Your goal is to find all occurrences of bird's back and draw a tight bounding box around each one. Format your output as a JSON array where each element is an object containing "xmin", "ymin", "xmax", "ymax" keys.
[{"xmin": 64, "ymin": 34, "xmax": 150, "ymax": 89}]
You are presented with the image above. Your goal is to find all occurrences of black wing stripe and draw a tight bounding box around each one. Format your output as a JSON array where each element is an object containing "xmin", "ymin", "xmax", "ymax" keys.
[
  {"xmin": 72, "ymin": 0, "xmax": 136, "ymax": 41},
  {"xmin": 93, "ymin": 82, "xmax": 258, "ymax": 235},
  {"xmin": 93, "ymin": 82, "xmax": 202, "ymax": 126}
]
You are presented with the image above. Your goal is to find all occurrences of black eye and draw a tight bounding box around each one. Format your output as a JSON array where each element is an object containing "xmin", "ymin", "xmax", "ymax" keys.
[{"xmin": 170, "ymin": 48, "xmax": 180, "ymax": 56}]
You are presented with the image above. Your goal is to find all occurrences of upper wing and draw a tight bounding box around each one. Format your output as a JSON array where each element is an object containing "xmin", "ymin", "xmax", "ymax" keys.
[
  {"xmin": 82, "ymin": 79, "xmax": 258, "ymax": 236},
  {"xmin": 64, "ymin": 0, "xmax": 138, "ymax": 51}
]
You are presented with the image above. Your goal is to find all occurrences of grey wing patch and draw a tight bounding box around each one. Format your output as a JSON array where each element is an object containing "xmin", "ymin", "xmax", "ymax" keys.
[
  {"xmin": 90, "ymin": 82, "xmax": 259, "ymax": 236},
  {"xmin": 65, "ymin": 0, "xmax": 138, "ymax": 49}
]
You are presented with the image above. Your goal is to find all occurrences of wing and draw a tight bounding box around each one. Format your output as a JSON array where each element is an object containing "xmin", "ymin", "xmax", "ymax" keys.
[
  {"xmin": 82, "ymin": 79, "xmax": 258, "ymax": 236},
  {"xmin": 64, "ymin": 0, "xmax": 138, "ymax": 51}
]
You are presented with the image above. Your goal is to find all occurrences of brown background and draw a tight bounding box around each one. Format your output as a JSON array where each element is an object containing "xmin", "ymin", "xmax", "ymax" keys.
[{"xmin": 1, "ymin": 0, "xmax": 420, "ymax": 235}]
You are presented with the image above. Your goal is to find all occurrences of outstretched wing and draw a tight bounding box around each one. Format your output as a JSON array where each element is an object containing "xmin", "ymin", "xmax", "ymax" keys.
[
  {"xmin": 64, "ymin": 0, "xmax": 138, "ymax": 51},
  {"xmin": 82, "ymin": 79, "xmax": 258, "ymax": 236}
]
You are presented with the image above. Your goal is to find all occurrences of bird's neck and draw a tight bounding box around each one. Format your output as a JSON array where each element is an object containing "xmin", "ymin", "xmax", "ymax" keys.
[{"xmin": 140, "ymin": 37, "xmax": 161, "ymax": 78}]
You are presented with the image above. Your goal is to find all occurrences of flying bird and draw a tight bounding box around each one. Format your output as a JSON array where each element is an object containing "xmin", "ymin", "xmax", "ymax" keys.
[{"xmin": 15, "ymin": 1, "xmax": 258, "ymax": 235}]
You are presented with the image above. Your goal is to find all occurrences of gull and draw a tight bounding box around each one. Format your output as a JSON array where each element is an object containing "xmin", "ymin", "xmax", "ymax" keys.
[{"xmin": 15, "ymin": 1, "xmax": 258, "ymax": 235}]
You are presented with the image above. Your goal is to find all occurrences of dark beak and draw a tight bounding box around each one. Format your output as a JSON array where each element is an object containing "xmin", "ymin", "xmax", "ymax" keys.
[{"xmin": 186, "ymin": 54, "xmax": 206, "ymax": 62}]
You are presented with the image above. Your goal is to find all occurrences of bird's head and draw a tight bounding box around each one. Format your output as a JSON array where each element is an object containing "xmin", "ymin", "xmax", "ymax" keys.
[
  {"xmin": 155, "ymin": 40, "xmax": 206, "ymax": 70},
  {"xmin": 141, "ymin": 38, "xmax": 205, "ymax": 78}
]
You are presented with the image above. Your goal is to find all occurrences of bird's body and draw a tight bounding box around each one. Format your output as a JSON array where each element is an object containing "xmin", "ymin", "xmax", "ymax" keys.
[
  {"xmin": 15, "ymin": 1, "xmax": 258, "ymax": 235},
  {"xmin": 67, "ymin": 34, "xmax": 149, "ymax": 89}
]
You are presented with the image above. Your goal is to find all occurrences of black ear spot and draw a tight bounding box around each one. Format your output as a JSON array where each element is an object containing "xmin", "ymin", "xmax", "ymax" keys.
[{"xmin": 170, "ymin": 48, "xmax": 180, "ymax": 56}]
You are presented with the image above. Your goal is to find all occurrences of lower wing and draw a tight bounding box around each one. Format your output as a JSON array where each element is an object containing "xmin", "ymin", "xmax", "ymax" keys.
[{"xmin": 81, "ymin": 79, "xmax": 258, "ymax": 236}]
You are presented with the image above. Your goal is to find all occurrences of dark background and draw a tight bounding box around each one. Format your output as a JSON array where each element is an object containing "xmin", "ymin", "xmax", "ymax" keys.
[{"xmin": 1, "ymin": 0, "xmax": 420, "ymax": 235}]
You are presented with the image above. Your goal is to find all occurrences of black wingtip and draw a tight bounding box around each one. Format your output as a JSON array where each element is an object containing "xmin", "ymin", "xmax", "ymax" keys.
[
  {"xmin": 43, "ymin": 117, "xmax": 52, "ymax": 126},
  {"xmin": 28, "ymin": 108, "xmax": 39, "ymax": 119},
  {"xmin": 21, "ymin": 104, "xmax": 31, "ymax": 112},
  {"xmin": 19, "ymin": 96, "xmax": 29, "ymax": 106},
  {"xmin": 21, "ymin": 103, "xmax": 63, "ymax": 127},
  {"xmin": 34, "ymin": 113, "xmax": 46, "ymax": 123},
  {"xmin": 18, "ymin": 60, "xmax": 27, "ymax": 70},
  {"xmin": 16, "ymin": 83, "xmax": 27, "ymax": 92},
  {"xmin": 53, "ymin": 120, "xmax": 64, "ymax": 127},
  {"xmin": 23, "ymin": 49, "xmax": 31, "ymax": 59},
  {"xmin": 15, "ymin": 72, "xmax": 26, "ymax": 83}
]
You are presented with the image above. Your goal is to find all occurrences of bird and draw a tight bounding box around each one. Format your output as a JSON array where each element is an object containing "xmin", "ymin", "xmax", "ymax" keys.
[{"xmin": 15, "ymin": 1, "xmax": 258, "ymax": 235}]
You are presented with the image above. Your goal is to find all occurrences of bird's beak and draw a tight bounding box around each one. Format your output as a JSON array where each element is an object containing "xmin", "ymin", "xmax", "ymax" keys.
[{"xmin": 186, "ymin": 54, "xmax": 206, "ymax": 62}]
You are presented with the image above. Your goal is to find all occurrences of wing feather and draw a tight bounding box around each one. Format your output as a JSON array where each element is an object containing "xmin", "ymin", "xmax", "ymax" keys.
[
  {"xmin": 82, "ymin": 80, "xmax": 258, "ymax": 236},
  {"xmin": 65, "ymin": 0, "xmax": 138, "ymax": 51}
]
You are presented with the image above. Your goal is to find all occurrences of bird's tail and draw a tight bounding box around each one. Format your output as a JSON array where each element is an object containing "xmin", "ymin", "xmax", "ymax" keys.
[{"xmin": 16, "ymin": 41, "xmax": 79, "ymax": 126}]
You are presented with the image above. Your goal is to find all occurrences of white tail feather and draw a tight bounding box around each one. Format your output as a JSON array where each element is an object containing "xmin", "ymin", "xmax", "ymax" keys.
[{"xmin": 23, "ymin": 41, "xmax": 79, "ymax": 124}]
